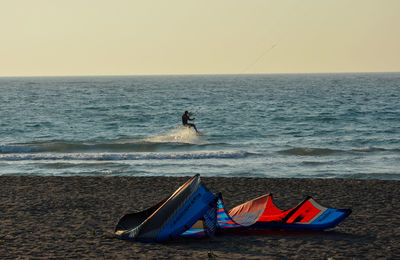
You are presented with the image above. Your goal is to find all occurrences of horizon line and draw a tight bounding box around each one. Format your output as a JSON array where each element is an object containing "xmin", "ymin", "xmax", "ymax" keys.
[{"xmin": 0, "ymin": 71, "xmax": 399, "ymax": 78}]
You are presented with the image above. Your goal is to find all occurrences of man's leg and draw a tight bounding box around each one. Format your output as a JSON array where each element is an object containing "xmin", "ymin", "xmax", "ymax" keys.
[{"xmin": 191, "ymin": 123, "xmax": 199, "ymax": 133}]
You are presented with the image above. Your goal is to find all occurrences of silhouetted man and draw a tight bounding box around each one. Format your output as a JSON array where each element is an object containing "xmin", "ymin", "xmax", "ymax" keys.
[{"xmin": 182, "ymin": 111, "xmax": 198, "ymax": 133}]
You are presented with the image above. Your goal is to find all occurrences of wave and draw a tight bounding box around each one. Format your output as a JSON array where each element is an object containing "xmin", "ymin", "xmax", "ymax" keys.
[
  {"xmin": 342, "ymin": 172, "xmax": 400, "ymax": 180},
  {"xmin": 144, "ymin": 127, "xmax": 206, "ymax": 144},
  {"xmin": 0, "ymin": 141, "xmax": 221, "ymax": 154},
  {"xmin": 0, "ymin": 145, "xmax": 41, "ymax": 153},
  {"xmin": 279, "ymin": 147, "xmax": 342, "ymax": 156},
  {"xmin": 301, "ymin": 161, "xmax": 332, "ymax": 166},
  {"xmin": 0, "ymin": 128, "xmax": 209, "ymax": 154},
  {"xmin": 279, "ymin": 146, "xmax": 400, "ymax": 156},
  {"xmin": 0, "ymin": 142, "xmax": 174, "ymax": 154},
  {"xmin": 351, "ymin": 146, "xmax": 388, "ymax": 152},
  {"xmin": 0, "ymin": 151, "xmax": 248, "ymax": 161}
]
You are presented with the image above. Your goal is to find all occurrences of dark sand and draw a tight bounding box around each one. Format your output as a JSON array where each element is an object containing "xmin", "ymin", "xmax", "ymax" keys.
[{"xmin": 1, "ymin": 176, "xmax": 399, "ymax": 259}]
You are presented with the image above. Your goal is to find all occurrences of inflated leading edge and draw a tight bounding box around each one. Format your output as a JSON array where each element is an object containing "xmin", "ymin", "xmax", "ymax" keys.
[
  {"xmin": 115, "ymin": 175, "xmax": 351, "ymax": 242},
  {"xmin": 114, "ymin": 174, "xmax": 217, "ymax": 242},
  {"xmin": 216, "ymin": 193, "xmax": 352, "ymax": 231}
]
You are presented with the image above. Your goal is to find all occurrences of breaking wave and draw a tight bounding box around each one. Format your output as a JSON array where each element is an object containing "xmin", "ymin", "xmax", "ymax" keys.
[
  {"xmin": 0, "ymin": 128, "xmax": 207, "ymax": 154},
  {"xmin": 0, "ymin": 142, "xmax": 179, "ymax": 154},
  {"xmin": 0, "ymin": 151, "xmax": 248, "ymax": 161},
  {"xmin": 144, "ymin": 127, "xmax": 206, "ymax": 144}
]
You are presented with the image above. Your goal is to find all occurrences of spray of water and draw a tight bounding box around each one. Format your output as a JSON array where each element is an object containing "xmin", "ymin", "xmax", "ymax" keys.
[{"xmin": 144, "ymin": 126, "xmax": 206, "ymax": 144}]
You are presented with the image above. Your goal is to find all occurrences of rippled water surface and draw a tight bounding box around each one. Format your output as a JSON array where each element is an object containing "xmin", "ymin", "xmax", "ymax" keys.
[{"xmin": 0, "ymin": 73, "xmax": 399, "ymax": 179}]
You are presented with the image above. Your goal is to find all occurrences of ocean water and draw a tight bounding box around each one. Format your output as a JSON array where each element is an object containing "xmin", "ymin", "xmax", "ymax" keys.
[{"xmin": 0, "ymin": 73, "xmax": 399, "ymax": 179}]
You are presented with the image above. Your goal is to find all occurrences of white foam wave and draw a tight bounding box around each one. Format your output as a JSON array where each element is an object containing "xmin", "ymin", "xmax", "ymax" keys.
[
  {"xmin": 144, "ymin": 127, "xmax": 206, "ymax": 144},
  {"xmin": 0, "ymin": 151, "xmax": 247, "ymax": 161}
]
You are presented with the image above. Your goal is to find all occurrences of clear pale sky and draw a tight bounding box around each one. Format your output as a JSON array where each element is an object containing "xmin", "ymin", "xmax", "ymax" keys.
[{"xmin": 1, "ymin": 0, "xmax": 399, "ymax": 76}]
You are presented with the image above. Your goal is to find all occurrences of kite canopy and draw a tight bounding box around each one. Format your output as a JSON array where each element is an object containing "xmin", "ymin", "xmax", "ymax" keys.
[
  {"xmin": 115, "ymin": 175, "xmax": 351, "ymax": 242},
  {"xmin": 183, "ymin": 193, "xmax": 351, "ymax": 236},
  {"xmin": 217, "ymin": 193, "xmax": 352, "ymax": 231},
  {"xmin": 114, "ymin": 174, "xmax": 217, "ymax": 242}
]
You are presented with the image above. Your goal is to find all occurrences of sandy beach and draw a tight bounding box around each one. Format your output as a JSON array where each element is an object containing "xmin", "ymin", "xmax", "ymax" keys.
[{"xmin": 1, "ymin": 176, "xmax": 399, "ymax": 259}]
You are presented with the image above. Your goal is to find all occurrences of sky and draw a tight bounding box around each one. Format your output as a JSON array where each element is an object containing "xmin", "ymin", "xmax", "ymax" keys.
[{"xmin": 1, "ymin": 0, "xmax": 399, "ymax": 76}]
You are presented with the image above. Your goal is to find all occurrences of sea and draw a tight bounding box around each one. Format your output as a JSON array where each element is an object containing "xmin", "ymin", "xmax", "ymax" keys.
[{"xmin": 0, "ymin": 73, "xmax": 399, "ymax": 179}]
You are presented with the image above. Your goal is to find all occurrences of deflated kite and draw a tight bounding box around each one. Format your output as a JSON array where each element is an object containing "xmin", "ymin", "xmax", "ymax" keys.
[{"xmin": 115, "ymin": 175, "xmax": 351, "ymax": 242}]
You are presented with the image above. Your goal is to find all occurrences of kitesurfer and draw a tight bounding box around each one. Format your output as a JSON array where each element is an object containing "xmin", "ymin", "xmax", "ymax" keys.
[{"xmin": 182, "ymin": 110, "xmax": 199, "ymax": 133}]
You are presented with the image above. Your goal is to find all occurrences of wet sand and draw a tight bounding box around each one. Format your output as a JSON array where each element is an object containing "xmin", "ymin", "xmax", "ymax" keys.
[{"xmin": 1, "ymin": 176, "xmax": 399, "ymax": 259}]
